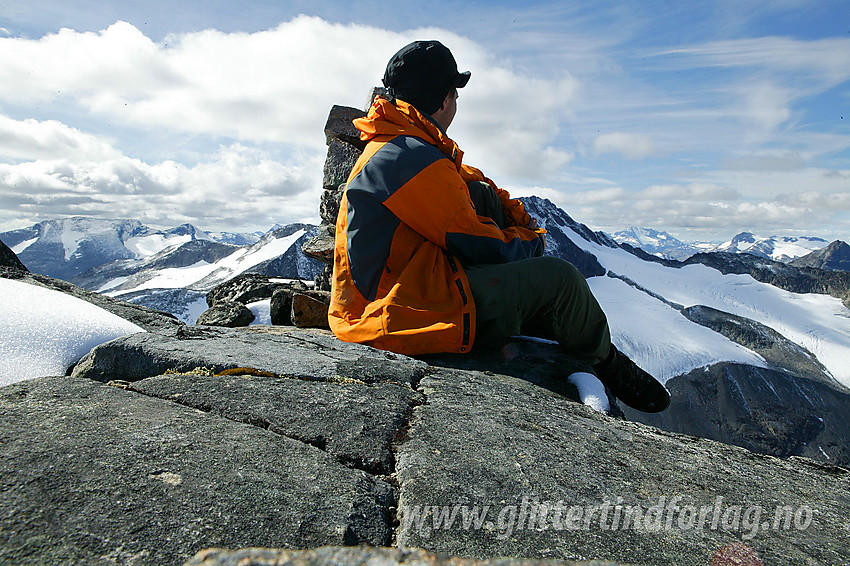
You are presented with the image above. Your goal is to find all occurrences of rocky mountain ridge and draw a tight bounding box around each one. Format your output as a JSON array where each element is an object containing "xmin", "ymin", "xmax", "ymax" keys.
[
  {"xmin": 1, "ymin": 301, "xmax": 847, "ymax": 564},
  {"xmin": 790, "ymin": 239, "xmax": 850, "ymax": 272},
  {"xmin": 0, "ymin": 217, "xmax": 292, "ymax": 283}
]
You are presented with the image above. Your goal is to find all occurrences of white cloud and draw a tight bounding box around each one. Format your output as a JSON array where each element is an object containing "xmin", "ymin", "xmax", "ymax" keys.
[
  {"xmin": 593, "ymin": 132, "xmax": 656, "ymax": 160},
  {"xmin": 0, "ymin": 17, "xmax": 579, "ymax": 162},
  {"xmin": 738, "ymin": 81, "xmax": 792, "ymax": 132},
  {"xmin": 0, "ymin": 16, "xmax": 593, "ymax": 235},
  {"xmin": 0, "ymin": 114, "xmax": 321, "ymax": 230},
  {"xmin": 655, "ymin": 37, "xmax": 850, "ymax": 88},
  {"xmin": 0, "ymin": 115, "xmax": 121, "ymax": 162}
]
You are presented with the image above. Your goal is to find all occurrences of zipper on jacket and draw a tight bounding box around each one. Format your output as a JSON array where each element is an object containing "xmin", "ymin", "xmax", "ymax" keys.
[
  {"xmin": 446, "ymin": 253, "xmax": 459, "ymax": 273},
  {"xmin": 455, "ymin": 278, "xmax": 468, "ymax": 306},
  {"xmin": 462, "ymin": 313, "xmax": 470, "ymax": 347}
]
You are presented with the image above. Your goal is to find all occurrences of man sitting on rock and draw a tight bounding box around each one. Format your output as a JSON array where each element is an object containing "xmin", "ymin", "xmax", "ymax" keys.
[{"xmin": 329, "ymin": 40, "xmax": 669, "ymax": 413}]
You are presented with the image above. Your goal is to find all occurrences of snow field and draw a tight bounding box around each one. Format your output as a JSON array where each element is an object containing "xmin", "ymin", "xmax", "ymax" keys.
[
  {"xmin": 568, "ymin": 226, "xmax": 850, "ymax": 387},
  {"xmin": 0, "ymin": 279, "xmax": 144, "ymax": 385}
]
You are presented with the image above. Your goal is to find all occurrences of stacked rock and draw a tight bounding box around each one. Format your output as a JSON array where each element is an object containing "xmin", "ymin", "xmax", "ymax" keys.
[
  {"xmin": 301, "ymin": 104, "xmax": 364, "ymax": 291},
  {"xmin": 302, "ymin": 89, "xmax": 385, "ymax": 291}
]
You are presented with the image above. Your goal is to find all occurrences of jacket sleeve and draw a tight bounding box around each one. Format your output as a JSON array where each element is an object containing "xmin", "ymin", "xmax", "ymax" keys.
[
  {"xmin": 460, "ymin": 164, "xmax": 534, "ymax": 228},
  {"xmin": 384, "ymin": 159, "xmax": 544, "ymax": 266}
]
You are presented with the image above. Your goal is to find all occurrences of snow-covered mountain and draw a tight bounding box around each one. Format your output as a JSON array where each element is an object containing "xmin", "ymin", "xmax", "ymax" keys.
[
  {"xmin": 612, "ymin": 228, "xmax": 829, "ymax": 263},
  {"xmin": 0, "ymin": 217, "xmax": 274, "ymax": 281},
  {"xmin": 2, "ymin": 217, "xmax": 322, "ymax": 323},
  {"xmin": 87, "ymin": 223, "xmax": 317, "ymax": 294},
  {"xmin": 612, "ymin": 227, "xmax": 701, "ymax": 261},
  {"xmin": 81, "ymin": 224, "xmax": 321, "ymax": 321},
  {"xmin": 789, "ymin": 240, "xmax": 850, "ymax": 272},
  {"xmin": 205, "ymin": 230, "xmax": 265, "ymax": 246},
  {"xmin": 0, "ymin": 217, "xmax": 212, "ymax": 280},
  {"xmin": 521, "ymin": 196, "xmax": 850, "ymax": 464},
  {"xmin": 711, "ymin": 231, "xmax": 828, "ymax": 261}
]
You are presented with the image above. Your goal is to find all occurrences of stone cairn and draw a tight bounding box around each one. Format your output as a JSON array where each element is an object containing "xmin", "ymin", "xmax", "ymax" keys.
[{"xmin": 197, "ymin": 91, "xmax": 381, "ymax": 329}]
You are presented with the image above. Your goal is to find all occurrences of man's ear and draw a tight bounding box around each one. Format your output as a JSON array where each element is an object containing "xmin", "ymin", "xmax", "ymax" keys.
[{"xmin": 439, "ymin": 92, "xmax": 452, "ymax": 111}]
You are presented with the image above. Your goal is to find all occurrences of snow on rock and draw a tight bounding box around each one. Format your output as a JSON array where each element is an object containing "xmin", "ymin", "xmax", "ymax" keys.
[
  {"xmin": 0, "ymin": 279, "xmax": 144, "ymax": 385},
  {"xmin": 124, "ymin": 233, "xmax": 193, "ymax": 258},
  {"xmin": 11, "ymin": 237, "xmax": 37, "ymax": 255},
  {"xmin": 567, "ymin": 372, "xmax": 610, "ymax": 413},
  {"xmin": 248, "ymin": 300, "xmax": 272, "ymax": 325},
  {"xmin": 60, "ymin": 226, "xmax": 86, "ymax": 261}
]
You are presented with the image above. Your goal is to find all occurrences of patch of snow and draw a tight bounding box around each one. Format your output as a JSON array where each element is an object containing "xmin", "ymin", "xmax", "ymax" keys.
[
  {"xmin": 568, "ymin": 372, "xmax": 610, "ymax": 413},
  {"xmin": 122, "ymin": 260, "xmax": 217, "ymax": 292},
  {"xmin": 10, "ymin": 237, "xmax": 37, "ymax": 255},
  {"xmin": 125, "ymin": 234, "xmax": 192, "ymax": 258},
  {"xmin": 247, "ymin": 300, "xmax": 271, "ymax": 325},
  {"xmin": 818, "ymin": 446, "xmax": 830, "ymax": 460},
  {"xmin": 219, "ymin": 230, "xmax": 307, "ymax": 278},
  {"xmin": 97, "ymin": 276, "xmax": 130, "ymax": 293},
  {"xmin": 0, "ymin": 279, "xmax": 144, "ymax": 385},
  {"xmin": 61, "ymin": 227, "xmax": 86, "ymax": 260}
]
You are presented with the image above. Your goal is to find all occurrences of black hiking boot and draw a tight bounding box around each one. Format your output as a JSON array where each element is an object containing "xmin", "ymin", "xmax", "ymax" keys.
[{"xmin": 593, "ymin": 345, "xmax": 670, "ymax": 413}]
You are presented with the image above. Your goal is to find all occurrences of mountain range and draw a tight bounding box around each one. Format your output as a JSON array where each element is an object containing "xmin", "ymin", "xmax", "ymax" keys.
[
  {"xmin": 1, "ymin": 217, "xmax": 321, "ymax": 323},
  {"xmin": 613, "ymin": 226, "xmax": 833, "ymax": 263}
]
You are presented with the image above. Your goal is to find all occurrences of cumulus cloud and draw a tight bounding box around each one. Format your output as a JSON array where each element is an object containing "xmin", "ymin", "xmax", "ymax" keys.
[
  {"xmin": 0, "ymin": 17, "xmax": 578, "ymax": 161},
  {"xmin": 0, "ymin": 18, "xmax": 383, "ymax": 148},
  {"xmin": 0, "ymin": 114, "xmax": 321, "ymax": 231},
  {"xmin": 0, "ymin": 16, "xmax": 585, "ymax": 232},
  {"xmin": 0, "ymin": 115, "xmax": 121, "ymax": 162}
]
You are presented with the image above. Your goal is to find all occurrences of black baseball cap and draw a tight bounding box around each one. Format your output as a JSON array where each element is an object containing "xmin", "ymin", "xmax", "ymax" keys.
[{"xmin": 382, "ymin": 40, "xmax": 471, "ymax": 115}]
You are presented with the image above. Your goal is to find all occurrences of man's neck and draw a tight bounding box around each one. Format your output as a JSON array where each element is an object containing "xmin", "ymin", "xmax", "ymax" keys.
[{"xmin": 421, "ymin": 110, "xmax": 448, "ymax": 136}]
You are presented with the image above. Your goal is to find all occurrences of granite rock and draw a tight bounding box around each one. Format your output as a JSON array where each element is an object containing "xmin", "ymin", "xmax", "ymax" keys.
[
  {"xmin": 71, "ymin": 325, "xmax": 427, "ymax": 386},
  {"xmin": 196, "ymin": 300, "xmax": 255, "ymax": 327}
]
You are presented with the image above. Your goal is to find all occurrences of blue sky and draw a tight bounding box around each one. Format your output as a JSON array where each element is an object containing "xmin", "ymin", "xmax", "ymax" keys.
[{"xmin": 0, "ymin": 1, "xmax": 848, "ymax": 243}]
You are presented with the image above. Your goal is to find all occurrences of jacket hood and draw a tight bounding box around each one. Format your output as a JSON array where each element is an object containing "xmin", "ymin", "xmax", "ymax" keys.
[{"xmin": 354, "ymin": 97, "xmax": 463, "ymax": 165}]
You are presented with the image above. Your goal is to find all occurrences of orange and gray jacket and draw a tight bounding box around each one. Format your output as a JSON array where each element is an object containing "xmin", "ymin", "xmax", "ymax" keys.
[{"xmin": 329, "ymin": 97, "xmax": 545, "ymax": 355}]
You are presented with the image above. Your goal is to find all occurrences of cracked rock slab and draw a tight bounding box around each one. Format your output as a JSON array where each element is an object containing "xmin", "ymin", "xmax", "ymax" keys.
[
  {"xmin": 184, "ymin": 545, "xmax": 627, "ymax": 565},
  {"xmin": 396, "ymin": 368, "xmax": 850, "ymax": 565},
  {"xmin": 71, "ymin": 325, "xmax": 427, "ymax": 386},
  {"xmin": 132, "ymin": 372, "xmax": 425, "ymax": 475},
  {"xmin": 0, "ymin": 377, "xmax": 395, "ymax": 566}
]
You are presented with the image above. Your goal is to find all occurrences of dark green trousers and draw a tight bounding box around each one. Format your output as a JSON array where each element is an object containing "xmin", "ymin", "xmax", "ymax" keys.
[{"xmin": 464, "ymin": 181, "xmax": 611, "ymax": 364}]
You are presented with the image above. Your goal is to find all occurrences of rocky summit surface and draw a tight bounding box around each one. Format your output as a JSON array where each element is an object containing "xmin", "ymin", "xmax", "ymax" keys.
[{"xmin": 1, "ymin": 320, "xmax": 848, "ymax": 565}]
